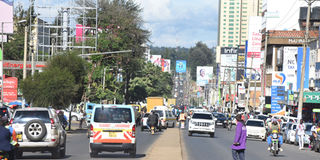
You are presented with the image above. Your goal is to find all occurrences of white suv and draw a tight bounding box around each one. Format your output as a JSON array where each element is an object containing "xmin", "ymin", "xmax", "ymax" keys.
[
  {"xmin": 188, "ymin": 112, "xmax": 216, "ymax": 138},
  {"xmin": 10, "ymin": 107, "xmax": 67, "ymax": 159}
]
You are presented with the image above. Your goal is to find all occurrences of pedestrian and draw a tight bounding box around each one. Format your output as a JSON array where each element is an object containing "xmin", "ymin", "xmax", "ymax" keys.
[
  {"xmin": 231, "ymin": 114, "xmax": 247, "ymax": 160},
  {"xmin": 310, "ymin": 122, "xmax": 317, "ymax": 150},
  {"xmin": 296, "ymin": 119, "xmax": 305, "ymax": 150},
  {"xmin": 79, "ymin": 110, "xmax": 86, "ymax": 129}
]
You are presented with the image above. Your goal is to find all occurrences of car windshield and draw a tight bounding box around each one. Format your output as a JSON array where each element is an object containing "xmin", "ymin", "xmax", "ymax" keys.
[
  {"xmin": 217, "ymin": 114, "xmax": 225, "ymax": 118},
  {"xmin": 192, "ymin": 113, "xmax": 212, "ymax": 120},
  {"xmin": 0, "ymin": 108, "xmax": 8, "ymax": 117},
  {"xmin": 13, "ymin": 111, "xmax": 50, "ymax": 123},
  {"xmin": 153, "ymin": 110, "xmax": 164, "ymax": 117},
  {"xmin": 246, "ymin": 120, "xmax": 264, "ymax": 127},
  {"xmin": 256, "ymin": 115, "xmax": 268, "ymax": 120},
  {"xmin": 306, "ymin": 125, "xmax": 312, "ymax": 131},
  {"xmin": 94, "ymin": 108, "xmax": 132, "ymax": 123}
]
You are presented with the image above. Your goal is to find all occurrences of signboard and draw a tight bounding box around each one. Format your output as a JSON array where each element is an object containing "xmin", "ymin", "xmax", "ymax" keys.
[
  {"xmin": 297, "ymin": 47, "xmax": 310, "ymax": 90},
  {"xmin": 161, "ymin": 59, "xmax": 170, "ymax": 72},
  {"xmin": 220, "ymin": 47, "xmax": 237, "ymax": 82},
  {"xmin": 0, "ymin": 0, "xmax": 13, "ymax": 34},
  {"xmin": 176, "ymin": 60, "xmax": 186, "ymax": 73},
  {"xmin": 303, "ymin": 92, "xmax": 320, "ymax": 104},
  {"xmin": 283, "ymin": 47, "xmax": 297, "ymax": 91},
  {"xmin": 196, "ymin": 66, "xmax": 213, "ymax": 86},
  {"xmin": 271, "ymin": 86, "xmax": 285, "ymax": 114},
  {"xmin": 2, "ymin": 76, "xmax": 17, "ymax": 102},
  {"xmin": 149, "ymin": 55, "xmax": 162, "ymax": 67},
  {"xmin": 3, "ymin": 60, "xmax": 46, "ymax": 70}
]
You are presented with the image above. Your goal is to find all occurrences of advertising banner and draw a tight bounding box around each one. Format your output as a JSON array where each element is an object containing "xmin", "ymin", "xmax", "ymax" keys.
[
  {"xmin": 297, "ymin": 47, "xmax": 310, "ymax": 90},
  {"xmin": 149, "ymin": 55, "xmax": 162, "ymax": 67},
  {"xmin": 303, "ymin": 92, "xmax": 320, "ymax": 104},
  {"xmin": 283, "ymin": 47, "xmax": 298, "ymax": 91},
  {"xmin": 196, "ymin": 66, "xmax": 213, "ymax": 86},
  {"xmin": 161, "ymin": 59, "xmax": 170, "ymax": 72},
  {"xmin": 220, "ymin": 47, "xmax": 237, "ymax": 82},
  {"xmin": 176, "ymin": 60, "xmax": 186, "ymax": 73},
  {"xmin": 2, "ymin": 77, "xmax": 17, "ymax": 102},
  {"xmin": 271, "ymin": 72, "xmax": 286, "ymax": 114},
  {"xmin": 0, "ymin": 0, "xmax": 13, "ymax": 34}
]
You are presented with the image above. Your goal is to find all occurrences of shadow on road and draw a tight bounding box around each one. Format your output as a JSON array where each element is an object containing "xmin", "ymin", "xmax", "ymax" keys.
[
  {"xmin": 17, "ymin": 154, "xmax": 72, "ymax": 159},
  {"xmin": 92, "ymin": 153, "xmax": 146, "ymax": 159}
]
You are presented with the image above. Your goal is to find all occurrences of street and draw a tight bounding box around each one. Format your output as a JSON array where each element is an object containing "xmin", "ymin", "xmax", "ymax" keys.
[
  {"xmin": 182, "ymin": 126, "xmax": 320, "ymax": 160},
  {"xmin": 17, "ymin": 124, "xmax": 160, "ymax": 160}
]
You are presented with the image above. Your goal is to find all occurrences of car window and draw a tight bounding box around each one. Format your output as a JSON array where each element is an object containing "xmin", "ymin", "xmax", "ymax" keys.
[
  {"xmin": 246, "ymin": 120, "xmax": 264, "ymax": 127},
  {"xmin": 94, "ymin": 108, "xmax": 132, "ymax": 123},
  {"xmin": 306, "ymin": 125, "xmax": 312, "ymax": 131},
  {"xmin": 143, "ymin": 113, "xmax": 150, "ymax": 117},
  {"xmin": 13, "ymin": 111, "xmax": 50, "ymax": 123},
  {"xmin": 0, "ymin": 108, "xmax": 9, "ymax": 117},
  {"xmin": 192, "ymin": 114, "xmax": 212, "ymax": 120},
  {"xmin": 87, "ymin": 105, "xmax": 93, "ymax": 110},
  {"xmin": 153, "ymin": 110, "xmax": 164, "ymax": 117},
  {"xmin": 292, "ymin": 125, "xmax": 297, "ymax": 130},
  {"xmin": 169, "ymin": 111, "xmax": 173, "ymax": 117}
]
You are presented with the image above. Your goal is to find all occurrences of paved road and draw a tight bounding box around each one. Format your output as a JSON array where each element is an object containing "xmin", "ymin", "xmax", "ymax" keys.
[
  {"xmin": 182, "ymin": 125, "xmax": 320, "ymax": 160},
  {"xmin": 18, "ymin": 125, "xmax": 160, "ymax": 160}
]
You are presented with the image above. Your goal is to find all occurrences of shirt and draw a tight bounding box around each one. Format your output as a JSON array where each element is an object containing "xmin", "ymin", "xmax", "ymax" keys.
[
  {"xmin": 297, "ymin": 123, "xmax": 305, "ymax": 136},
  {"xmin": 231, "ymin": 121, "xmax": 247, "ymax": 150}
]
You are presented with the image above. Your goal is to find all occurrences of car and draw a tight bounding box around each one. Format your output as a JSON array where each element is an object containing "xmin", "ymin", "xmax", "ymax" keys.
[
  {"xmin": 283, "ymin": 122, "xmax": 293, "ymax": 143},
  {"xmin": 63, "ymin": 109, "xmax": 82, "ymax": 121},
  {"xmin": 294, "ymin": 123, "xmax": 312, "ymax": 146},
  {"xmin": 246, "ymin": 119, "xmax": 267, "ymax": 140},
  {"xmin": 254, "ymin": 114, "xmax": 268, "ymax": 122},
  {"xmin": 212, "ymin": 113, "xmax": 227, "ymax": 128},
  {"xmin": 11, "ymin": 107, "xmax": 67, "ymax": 159},
  {"xmin": 287, "ymin": 123, "xmax": 298, "ymax": 144},
  {"xmin": 188, "ymin": 112, "xmax": 216, "ymax": 137},
  {"xmin": 89, "ymin": 104, "xmax": 136, "ymax": 158},
  {"xmin": 140, "ymin": 113, "xmax": 161, "ymax": 131},
  {"xmin": 151, "ymin": 106, "xmax": 176, "ymax": 128},
  {"xmin": 0, "ymin": 107, "xmax": 12, "ymax": 119}
]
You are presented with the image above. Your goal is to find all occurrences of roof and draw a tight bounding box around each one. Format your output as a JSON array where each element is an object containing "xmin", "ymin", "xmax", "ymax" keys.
[
  {"xmin": 268, "ymin": 30, "xmax": 319, "ymax": 38},
  {"xmin": 15, "ymin": 107, "xmax": 49, "ymax": 111}
]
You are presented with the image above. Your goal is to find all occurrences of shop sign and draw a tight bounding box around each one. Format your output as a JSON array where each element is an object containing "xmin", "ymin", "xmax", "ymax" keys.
[
  {"xmin": 313, "ymin": 109, "xmax": 320, "ymax": 113},
  {"xmin": 303, "ymin": 92, "xmax": 320, "ymax": 103}
]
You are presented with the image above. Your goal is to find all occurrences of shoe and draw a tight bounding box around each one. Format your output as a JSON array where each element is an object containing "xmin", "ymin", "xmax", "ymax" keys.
[
  {"xmin": 267, "ymin": 147, "xmax": 270, "ymax": 151},
  {"xmin": 279, "ymin": 148, "xmax": 283, "ymax": 151}
]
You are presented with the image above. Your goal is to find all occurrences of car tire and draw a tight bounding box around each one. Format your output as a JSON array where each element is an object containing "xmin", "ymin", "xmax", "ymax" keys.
[
  {"xmin": 90, "ymin": 150, "xmax": 98, "ymax": 158},
  {"xmin": 188, "ymin": 131, "xmax": 192, "ymax": 136},
  {"xmin": 52, "ymin": 145, "xmax": 61, "ymax": 159},
  {"xmin": 71, "ymin": 116, "xmax": 78, "ymax": 121},
  {"xmin": 24, "ymin": 119, "xmax": 47, "ymax": 142},
  {"xmin": 16, "ymin": 151, "xmax": 23, "ymax": 159},
  {"xmin": 210, "ymin": 133, "xmax": 215, "ymax": 138},
  {"xmin": 172, "ymin": 122, "xmax": 175, "ymax": 128},
  {"xmin": 129, "ymin": 145, "xmax": 136, "ymax": 158},
  {"xmin": 141, "ymin": 126, "xmax": 144, "ymax": 131},
  {"xmin": 60, "ymin": 137, "xmax": 66, "ymax": 158}
]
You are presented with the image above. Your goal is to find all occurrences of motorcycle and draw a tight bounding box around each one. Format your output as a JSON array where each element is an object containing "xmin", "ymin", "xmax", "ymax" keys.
[
  {"xmin": 0, "ymin": 151, "xmax": 9, "ymax": 160},
  {"xmin": 150, "ymin": 126, "xmax": 155, "ymax": 135},
  {"xmin": 270, "ymin": 130, "xmax": 280, "ymax": 156}
]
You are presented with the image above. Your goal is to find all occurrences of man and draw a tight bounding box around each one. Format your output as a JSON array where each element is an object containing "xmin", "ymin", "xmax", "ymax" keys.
[
  {"xmin": 296, "ymin": 119, "xmax": 305, "ymax": 150},
  {"xmin": 147, "ymin": 111, "xmax": 158, "ymax": 133},
  {"xmin": 231, "ymin": 114, "xmax": 247, "ymax": 160},
  {"xmin": 0, "ymin": 116, "xmax": 12, "ymax": 157},
  {"xmin": 267, "ymin": 119, "xmax": 283, "ymax": 151}
]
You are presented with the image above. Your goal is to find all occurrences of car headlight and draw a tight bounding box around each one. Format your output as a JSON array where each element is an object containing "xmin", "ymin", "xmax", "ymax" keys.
[
  {"xmin": 210, "ymin": 122, "xmax": 215, "ymax": 125},
  {"xmin": 272, "ymin": 133, "xmax": 278, "ymax": 139},
  {"xmin": 190, "ymin": 120, "xmax": 196, "ymax": 125}
]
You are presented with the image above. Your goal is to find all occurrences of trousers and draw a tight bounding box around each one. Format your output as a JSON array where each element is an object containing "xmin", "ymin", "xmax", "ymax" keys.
[{"xmin": 232, "ymin": 149, "xmax": 245, "ymax": 160}]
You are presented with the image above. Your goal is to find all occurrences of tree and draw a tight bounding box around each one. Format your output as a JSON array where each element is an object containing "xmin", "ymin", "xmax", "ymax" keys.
[{"xmin": 20, "ymin": 53, "xmax": 88, "ymax": 109}]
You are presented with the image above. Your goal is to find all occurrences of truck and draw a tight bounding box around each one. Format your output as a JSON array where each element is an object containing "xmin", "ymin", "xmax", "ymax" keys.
[
  {"xmin": 146, "ymin": 97, "xmax": 164, "ymax": 112},
  {"xmin": 167, "ymin": 98, "xmax": 176, "ymax": 108}
]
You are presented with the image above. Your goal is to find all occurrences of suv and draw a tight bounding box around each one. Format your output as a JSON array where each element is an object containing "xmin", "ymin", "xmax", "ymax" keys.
[
  {"xmin": 188, "ymin": 112, "xmax": 216, "ymax": 137},
  {"xmin": 11, "ymin": 107, "xmax": 67, "ymax": 159},
  {"xmin": 213, "ymin": 113, "xmax": 227, "ymax": 128},
  {"xmin": 89, "ymin": 105, "xmax": 136, "ymax": 158}
]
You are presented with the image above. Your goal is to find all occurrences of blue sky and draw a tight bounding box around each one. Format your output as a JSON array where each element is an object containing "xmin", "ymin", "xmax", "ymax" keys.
[
  {"xmin": 136, "ymin": 0, "xmax": 219, "ymax": 48},
  {"xmin": 16, "ymin": 0, "xmax": 219, "ymax": 48}
]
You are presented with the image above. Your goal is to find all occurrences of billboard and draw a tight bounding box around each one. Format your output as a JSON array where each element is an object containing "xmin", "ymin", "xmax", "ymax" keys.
[
  {"xmin": 161, "ymin": 59, "xmax": 170, "ymax": 72},
  {"xmin": 176, "ymin": 60, "xmax": 186, "ymax": 73},
  {"xmin": 0, "ymin": 0, "xmax": 13, "ymax": 34},
  {"xmin": 220, "ymin": 47, "xmax": 237, "ymax": 82},
  {"xmin": 283, "ymin": 47, "xmax": 298, "ymax": 91},
  {"xmin": 271, "ymin": 72, "xmax": 287, "ymax": 114},
  {"xmin": 149, "ymin": 55, "xmax": 162, "ymax": 67},
  {"xmin": 196, "ymin": 66, "xmax": 213, "ymax": 86},
  {"xmin": 297, "ymin": 47, "xmax": 310, "ymax": 90},
  {"xmin": 2, "ymin": 76, "xmax": 17, "ymax": 103}
]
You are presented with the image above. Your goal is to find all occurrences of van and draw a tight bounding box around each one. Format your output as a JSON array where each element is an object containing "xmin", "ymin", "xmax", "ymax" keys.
[
  {"xmin": 89, "ymin": 104, "xmax": 136, "ymax": 158},
  {"xmin": 85, "ymin": 102, "xmax": 96, "ymax": 124},
  {"xmin": 151, "ymin": 106, "xmax": 176, "ymax": 128}
]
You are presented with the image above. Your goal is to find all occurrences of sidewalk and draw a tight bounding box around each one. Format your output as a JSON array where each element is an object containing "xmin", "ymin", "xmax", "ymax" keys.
[{"xmin": 144, "ymin": 128, "xmax": 183, "ymax": 160}]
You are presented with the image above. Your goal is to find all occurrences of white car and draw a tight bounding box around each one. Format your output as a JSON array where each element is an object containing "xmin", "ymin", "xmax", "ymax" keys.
[
  {"xmin": 188, "ymin": 112, "xmax": 216, "ymax": 137},
  {"xmin": 287, "ymin": 123, "xmax": 298, "ymax": 144},
  {"xmin": 246, "ymin": 119, "xmax": 266, "ymax": 140},
  {"xmin": 11, "ymin": 107, "xmax": 67, "ymax": 159},
  {"xmin": 63, "ymin": 109, "xmax": 82, "ymax": 121}
]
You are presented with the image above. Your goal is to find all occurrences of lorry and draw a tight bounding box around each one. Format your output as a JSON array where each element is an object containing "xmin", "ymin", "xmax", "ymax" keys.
[
  {"xmin": 167, "ymin": 98, "xmax": 176, "ymax": 108},
  {"xmin": 146, "ymin": 97, "xmax": 164, "ymax": 112}
]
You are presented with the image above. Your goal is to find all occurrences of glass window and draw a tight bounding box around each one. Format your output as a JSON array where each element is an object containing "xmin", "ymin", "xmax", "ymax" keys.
[
  {"xmin": 153, "ymin": 110, "xmax": 164, "ymax": 117},
  {"xmin": 13, "ymin": 111, "xmax": 50, "ymax": 123},
  {"xmin": 229, "ymin": 15, "xmax": 234, "ymax": 18},
  {"xmin": 229, "ymin": 19, "xmax": 234, "ymax": 22},
  {"xmin": 94, "ymin": 108, "xmax": 132, "ymax": 123},
  {"xmin": 192, "ymin": 114, "xmax": 212, "ymax": 120},
  {"xmin": 229, "ymin": 32, "xmax": 234, "ymax": 34},
  {"xmin": 230, "ymin": 2, "xmax": 234, "ymax": 5},
  {"xmin": 229, "ymin": 23, "xmax": 234, "ymax": 26},
  {"xmin": 246, "ymin": 120, "xmax": 264, "ymax": 127}
]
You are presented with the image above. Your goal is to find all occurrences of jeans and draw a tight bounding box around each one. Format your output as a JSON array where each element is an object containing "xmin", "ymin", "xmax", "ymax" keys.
[
  {"xmin": 267, "ymin": 135, "xmax": 283, "ymax": 146},
  {"xmin": 232, "ymin": 149, "xmax": 245, "ymax": 160},
  {"xmin": 298, "ymin": 134, "xmax": 304, "ymax": 149}
]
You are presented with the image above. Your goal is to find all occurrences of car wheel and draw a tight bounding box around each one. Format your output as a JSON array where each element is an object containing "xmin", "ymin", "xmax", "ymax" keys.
[
  {"xmin": 141, "ymin": 126, "xmax": 144, "ymax": 131},
  {"xmin": 223, "ymin": 124, "xmax": 227, "ymax": 128},
  {"xmin": 16, "ymin": 151, "xmax": 23, "ymax": 159},
  {"xmin": 129, "ymin": 145, "xmax": 136, "ymax": 158},
  {"xmin": 188, "ymin": 131, "xmax": 192, "ymax": 136},
  {"xmin": 71, "ymin": 116, "xmax": 78, "ymax": 121},
  {"xmin": 52, "ymin": 145, "xmax": 61, "ymax": 159},
  {"xmin": 60, "ymin": 137, "xmax": 66, "ymax": 158},
  {"xmin": 90, "ymin": 150, "xmax": 98, "ymax": 158},
  {"xmin": 210, "ymin": 133, "xmax": 215, "ymax": 138},
  {"xmin": 24, "ymin": 119, "xmax": 47, "ymax": 142},
  {"xmin": 172, "ymin": 122, "xmax": 175, "ymax": 128}
]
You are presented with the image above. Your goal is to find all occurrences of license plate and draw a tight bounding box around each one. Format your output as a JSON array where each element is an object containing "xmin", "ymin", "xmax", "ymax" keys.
[
  {"xmin": 109, "ymin": 132, "xmax": 117, "ymax": 137},
  {"xmin": 17, "ymin": 134, "xmax": 22, "ymax": 142}
]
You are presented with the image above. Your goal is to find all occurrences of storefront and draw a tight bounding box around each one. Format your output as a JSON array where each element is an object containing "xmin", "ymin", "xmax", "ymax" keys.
[{"xmin": 301, "ymin": 92, "xmax": 320, "ymax": 122}]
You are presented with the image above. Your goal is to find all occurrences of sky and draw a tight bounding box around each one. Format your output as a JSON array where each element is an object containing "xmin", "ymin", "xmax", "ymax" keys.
[
  {"xmin": 15, "ymin": 0, "xmax": 219, "ymax": 48},
  {"xmin": 136, "ymin": 0, "xmax": 219, "ymax": 48}
]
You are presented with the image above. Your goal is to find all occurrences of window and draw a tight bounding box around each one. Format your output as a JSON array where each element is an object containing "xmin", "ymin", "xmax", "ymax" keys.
[
  {"xmin": 229, "ymin": 7, "xmax": 234, "ymax": 9},
  {"xmin": 228, "ymin": 40, "xmax": 233, "ymax": 42},
  {"xmin": 229, "ymin": 23, "xmax": 234, "ymax": 26},
  {"xmin": 94, "ymin": 108, "xmax": 133, "ymax": 123},
  {"xmin": 229, "ymin": 15, "xmax": 234, "ymax": 18},
  {"xmin": 229, "ymin": 11, "xmax": 234, "ymax": 14},
  {"xmin": 229, "ymin": 19, "xmax": 234, "ymax": 22},
  {"xmin": 228, "ymin": 44, "xmax": 233, "ymax": 47},
  {"xmin": 228, "ymin": 36, "xmax": 233, "ymax": 38},
  {"xmin": 229, "ymin": 32, "xmax": 234, "ymax": 34},
  {"xmin": 192, "ymin": 114, "xmax": 212, "ymax": 120},
  {"xmin": 229, "ymin": 28, "xmax": 234, "ymax": 30},
  {"xmin": 230, "ymin": 2, "xmax": 234, "ymax": 5}
]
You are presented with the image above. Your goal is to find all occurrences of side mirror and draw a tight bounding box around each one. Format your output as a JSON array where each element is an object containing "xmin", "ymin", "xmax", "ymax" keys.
[{"xmin": 214, "ymin": 118, "xmax": 217, "ymax": 121}]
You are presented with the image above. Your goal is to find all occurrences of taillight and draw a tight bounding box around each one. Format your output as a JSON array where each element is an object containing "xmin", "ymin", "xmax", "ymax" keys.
[
  {"xmin": 90, "ymin": 124, "xmax": 93, "ymax": 137},
  {"xmin": 50, "ymin": 118, "xmax": 55, "ymax": 129},
  {"xmin": 9, "ymin": 119, "xmax": 13, "ymax": 125},
  {"xmin": 132, "ymin": 125, "xmax": 136, "ymax": 137},
  {"xmin": 90, "ymin": 124, "xmax": 93, "ymax": 131}
]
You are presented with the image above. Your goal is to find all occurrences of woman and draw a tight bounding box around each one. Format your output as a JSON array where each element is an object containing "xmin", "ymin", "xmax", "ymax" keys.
[
  {"xmin": 231, "ymin": 114, "xmax": 247, "ymax": 160},
  {"xmin": 296, "ymin": 119, "xmax": 305, "ymax": 150}
]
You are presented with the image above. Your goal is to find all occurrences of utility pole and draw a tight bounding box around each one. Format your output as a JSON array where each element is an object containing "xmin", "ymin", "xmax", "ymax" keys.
[
  {"xmin": 228, "ymin": 69, "xmax": 232, "ymax": 113},
  {"xmin": 245, "ymin": 55, "xmax": 254, "ymax": 113},
  {"xmin": 298, "ymin": 0, "xmax": 315, "ymax": 120},
  {"xmin": 260, "ymin": 31, "xmax": 268, "ymax": 115}
]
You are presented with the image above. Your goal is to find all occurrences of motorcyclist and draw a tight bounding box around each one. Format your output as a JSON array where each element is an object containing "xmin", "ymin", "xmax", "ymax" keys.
[
  {"xmin": 3, "ymin": 116, "xmax": 18, "ymax": 160},
  {"xmin": 267, "ymin": 119, "xmax": 283, "ymax": 151},
  {"xmin": 0, "ymin": 116, "xmax": 12, "ymax": 159},
  {"xmin": 147, "ymin": 111, "xmax": 158, "ymax": 133}
]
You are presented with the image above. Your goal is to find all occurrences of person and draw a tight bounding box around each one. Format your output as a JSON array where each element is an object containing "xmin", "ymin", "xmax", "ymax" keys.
[
  {"xmin": 0, "ymin": 116, "xmax": 12, "ymax": 158},
  {"xmin": 79, "ymin": 110, "xmax": 86, "ymax": 129},
  {"xmin": 231, "ymin": 114, "xmax": 247, "ymax": 160},
  {"xmin": 179, "ymin": 111, "xmax": 187, "ymax": 129},
  {"xmin": 147, "ymin": 111, "xmax": 158, "ymax": 133},
  {"xmin": 310, "ymin": 122, "xmax": 317, "ymax": 150},
  {"xmin": 267, "ymin": 119, "xmax": 283, "ymax": 151},
  {"xmin": 296, "ymin": 119, "xmax": 305, "ymax": 150},
  {"xmin": 58, "ymin": 111, "xmax": 68, "ymax": 130}
]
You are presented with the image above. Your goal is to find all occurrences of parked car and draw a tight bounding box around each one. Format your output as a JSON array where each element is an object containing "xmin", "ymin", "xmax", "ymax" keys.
[
  {"xmin": 188, "ymin": 112, "xmax": 216, "ymax": 137},
  {"xmin": 283, "ymin": 122, "xmax": 293, "ymax": 144},
  {"xmin": 63, "ymin": 109, "xmax": 82, "ymax": 121},
  {"xmin": 11, "ymin": 107, "xmax": 67, "ymax": 159},
  {"xmin": 287, "ymin": 123, "xmax": 298, "ymax": 144},
  {"xmin": 212, "ymin": 113, "xmax": 227, "ymax": 128},
  {"xmin": 246, "ymin": 119, "xmax": 267, "ymax": 140},
  {"xmin": 89, "ymin": 104, "xmax": 136, "ymax": 157},
  {"xmin": 294, "ymin": 123, "xmax": 312, "ymax": 146}
]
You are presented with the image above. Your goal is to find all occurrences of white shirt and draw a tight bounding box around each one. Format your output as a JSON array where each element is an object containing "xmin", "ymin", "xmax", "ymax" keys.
[
  {"xmin": 297, "ymin": 123, "xmax": 305, "ymax": 135},
  {"xmin": 311, "ymin": 126, "xmax": 316, "ymax": 133}
]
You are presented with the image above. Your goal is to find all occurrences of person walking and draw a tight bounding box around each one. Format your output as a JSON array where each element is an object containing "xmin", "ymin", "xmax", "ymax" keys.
[
  {"xmin": 231, "ymin": 114, "xmax": 247, "ymax": 160},
  {"xmin": 296, "ymin": 119, "xmax": 305, "ymax": 150}
]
